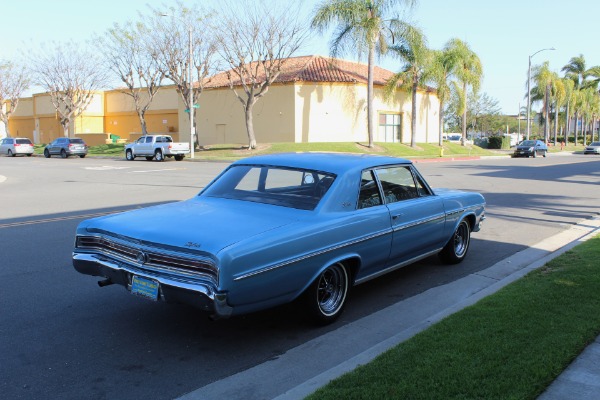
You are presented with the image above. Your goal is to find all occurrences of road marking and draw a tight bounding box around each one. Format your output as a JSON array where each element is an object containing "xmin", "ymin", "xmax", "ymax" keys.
[
  {"xmin": 0, "ymin": 209, "xmax": 135, "ymax": 229},
  {"xmin": 129, "ymin": 168, "xmax": 181, "ymax": 173},
  {"xmin": 0, "ymin": 175, "xmax": 6, "ymax": 183},
  {"xmin": 85, "ymin": 166, "xmax": 131, "ymax": 171}
]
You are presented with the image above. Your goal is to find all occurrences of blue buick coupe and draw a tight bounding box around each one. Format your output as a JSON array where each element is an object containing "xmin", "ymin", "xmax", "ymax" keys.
[{"xmin": 72, "ymin": 153, "xmax": 485, "ymax": 324}]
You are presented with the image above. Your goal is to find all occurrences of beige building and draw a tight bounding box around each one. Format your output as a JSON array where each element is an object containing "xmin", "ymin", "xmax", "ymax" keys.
[
  {"xmin": 5, "ymin": 55, "xmax": 439, "ymax": 146},
  {"xmin": 198, "ymin": 55, "xmax": 440, "ymax": 146}
]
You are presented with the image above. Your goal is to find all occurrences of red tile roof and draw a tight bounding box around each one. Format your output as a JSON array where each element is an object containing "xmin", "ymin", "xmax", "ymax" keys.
[{"xmin": 204, "ymin": 55, "xmax": 397, "ymax": 88}]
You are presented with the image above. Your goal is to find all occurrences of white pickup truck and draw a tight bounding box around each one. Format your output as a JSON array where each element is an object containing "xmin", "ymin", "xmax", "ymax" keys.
[{"xmin": 125, "ymin": 135, "xmax": 190, "ymax": 162}]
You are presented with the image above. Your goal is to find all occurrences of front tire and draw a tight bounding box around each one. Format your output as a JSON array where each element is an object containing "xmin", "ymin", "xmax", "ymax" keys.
[
  {"xmin": 304, "ymin": 262, "xmax": 349, "ymax": 324},
  {"xmin": 126, "ymin": 150, "xmax": 135, "ymax": 161},
  {"xmin": 44, "ymin": 149, "xmax": 50, "ymax": 158},
  {"xmin": 154, "ymin": 150, "xmax": 164, "ymax": 162},
  {"xmin": 439, "ymin": 219, "xmax": 471, "ymax": 264}
]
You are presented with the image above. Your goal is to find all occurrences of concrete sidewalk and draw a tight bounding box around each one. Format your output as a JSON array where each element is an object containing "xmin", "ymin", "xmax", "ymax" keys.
[
  {"xmin": 538, "ymin": 335, "xmax": 600, "ymax": 399},
  {"xmin": 178, "ymin": 216, "xmax": 600, "ymax": 400}
]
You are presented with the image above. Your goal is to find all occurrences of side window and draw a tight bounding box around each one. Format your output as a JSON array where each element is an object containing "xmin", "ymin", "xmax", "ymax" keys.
[
  {"xmin": 145, "ymin": 136, "xmax": 153, "ymax": 143},
  {"xmin": 375, "ymin": 166, "xmax": 419, "ymax": 204},
  {"xmin": 413, "ymin": 170, "xmax": 432, "ymax": 197},
  {"xmin": 358, "ymin": 170, "xmax": 382, "ymax": 209}
]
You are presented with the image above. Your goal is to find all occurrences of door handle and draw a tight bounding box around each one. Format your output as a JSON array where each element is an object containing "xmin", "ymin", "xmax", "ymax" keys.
[{"xmin": 392, "ymin": 213, "xmax": 404, "ymax": 220}]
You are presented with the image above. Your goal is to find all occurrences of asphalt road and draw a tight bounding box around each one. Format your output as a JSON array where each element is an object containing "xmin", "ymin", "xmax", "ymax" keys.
[{"xmin": 1, "ymin": 153, "xmax": 599, "ymax": 400}]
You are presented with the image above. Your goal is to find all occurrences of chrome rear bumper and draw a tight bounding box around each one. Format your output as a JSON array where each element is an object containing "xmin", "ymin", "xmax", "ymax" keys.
[{"xmin": 72, "ymin": 252, "xmax": 232, "ymax": 318}]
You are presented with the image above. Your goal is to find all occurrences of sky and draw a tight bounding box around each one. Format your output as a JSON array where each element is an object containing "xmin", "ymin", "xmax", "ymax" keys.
[{"xmin": 3, "ymin": 0, "xmax": 600, "ymax": 114}]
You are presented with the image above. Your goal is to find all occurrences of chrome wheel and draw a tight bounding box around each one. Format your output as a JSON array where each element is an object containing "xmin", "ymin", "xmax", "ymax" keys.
[
  {"xmin": 155, "ymin": 150, "xmax": 164, "ymax": 162},
  {"xmin": 126, "ymin": 150, "xmax": 134, "ymax": 161},
  {"xmin": 317, "ymin": 263, "xmax": 348, "ymax": 316},
  {"xmin": 304, "ymin": 262, "xmax": 349, "ymax": 324},
  {"xmin": 440, "ymin": 220, "xmax": 471, "ymax": 264}
]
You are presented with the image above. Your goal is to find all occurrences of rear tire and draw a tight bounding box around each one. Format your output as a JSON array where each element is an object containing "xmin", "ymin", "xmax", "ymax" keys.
[
  {"xmin": 79, "ymin": 155, "xmax": 86, "ymax": 158},
  {"xmin": 60, "ymin": 149, "xmax": 68, "ymax": 158},
  {"xmin": 439, "ymin": 219, "xmax": 471, "ymax": 264},
  {"xmin": 174, "ymin": 155, "xmax": 184, "ymax": 161},
  {"xmin": 304, "ymin": 262, "xmax": 349, "ymax": 325},
  {"xmin": 154, "ymin": 150, "xmax": 164, "ymax": 162}
]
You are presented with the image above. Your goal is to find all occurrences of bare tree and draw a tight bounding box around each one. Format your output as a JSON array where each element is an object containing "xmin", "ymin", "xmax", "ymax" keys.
[
  {"xmin": 143, "ymin": 1, "xmax": 218, "ymax": 148},
  {"xmin": 216, "ymin": 0, "xmax": 309, "ymax": 149},
  {"xmin": 97, "ymin": 22, "xmax": 165, "ymax": 136},
  {"xmin": 0, "ymin": 61, "xmax": 30, "ymax": 137},
  {"xmin": 31, "ymin": 41, "xmax": 108, "ymax": 137}
]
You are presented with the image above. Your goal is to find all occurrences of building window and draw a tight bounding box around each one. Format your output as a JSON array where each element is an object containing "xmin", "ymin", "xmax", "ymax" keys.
[{"xmin": 378, "ymin": 113, "xmax": 402, "ymax": 143}]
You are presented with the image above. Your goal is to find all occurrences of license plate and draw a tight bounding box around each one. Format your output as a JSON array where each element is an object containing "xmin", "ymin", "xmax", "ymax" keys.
[{"xmin": 131, "ymin": 275, "xmax": 159, "ymax": 301}]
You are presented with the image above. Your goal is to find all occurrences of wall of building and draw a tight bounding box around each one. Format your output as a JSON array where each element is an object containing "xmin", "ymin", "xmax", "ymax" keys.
[
  {"xmin": 196, "ymin": 84, "xmax": 296, "ymax": 146},
  {"xmin": 104, "ymin": 88, "xmax": 179, "ymax": 139}
]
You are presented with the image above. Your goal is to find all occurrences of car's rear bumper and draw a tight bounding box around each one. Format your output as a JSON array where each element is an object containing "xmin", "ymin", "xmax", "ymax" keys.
[{"xmin": 72, "ymin": 252, "xmax": 232, "ymax": 318}]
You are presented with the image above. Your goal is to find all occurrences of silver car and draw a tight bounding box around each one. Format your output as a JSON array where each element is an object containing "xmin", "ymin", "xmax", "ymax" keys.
[
  {"xmin": 0, "ymin": 137, "xmax": 34, "ymax": 157},
  {"xmin": 583, "ymin": 142, "xmax": 600, "ymax": 155}
]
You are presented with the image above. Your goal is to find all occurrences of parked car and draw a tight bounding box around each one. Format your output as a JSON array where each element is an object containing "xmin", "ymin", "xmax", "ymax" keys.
[
  {"xmin": 72, "ymin": 153, "xmax": 485, "ymax": 324},
  {"xmin": 583, "ymin": 142, "xmax": 600, "ymax": 155},
  {"xmin": 124, "ymin": 135, "xmax": 190, "ymax": 161},
  {"xmin": 513, "ymin": 140, "xmax": 547, "ymax": 158},
  {"xmin": 0, "ymin": 137, "xmax": 34, "ymax": 157},
  {"xmin": 44, "ymin": 137, "xmax": 88, "ymax": 158}
]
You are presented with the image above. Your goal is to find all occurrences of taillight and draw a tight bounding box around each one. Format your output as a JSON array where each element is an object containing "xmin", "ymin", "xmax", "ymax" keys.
[
  {"xmin": 169, "ymin": 144, "xmax": 172, "ymax": 149},
  {"xmin": 14, "ymin": 143, "xmax": 20, "ymax": 147}
]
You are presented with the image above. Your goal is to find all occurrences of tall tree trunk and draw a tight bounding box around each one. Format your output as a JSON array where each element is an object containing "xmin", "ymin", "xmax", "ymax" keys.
[
  {"xmin": 461, "ymin": 82, "xmax": 467, "ymax": 146},
  {"xmin": 565, "ymin": 101, "xmax": 570, "ymax": 144},
  {"xmin": 411, "ymin": 78, "xmax": 417, "ymax": 148},
  {"xmin": 574, "ymin": 113, "xmax": 579, "ymax": 146},
  {"xmin": 544, "ymin": 84, "xmax": 550, "ymax": 143},
  {"xmin": 553, "ymin": 103, "xmax": 558, "ymax": 146},
  {"xmin": 245, "ymin": 98, "xmax": 257, "ymax": 149},
  {"xmin": 438, "ymin": 101, "xmax": 444, "ymax": 147},
  {"xmin": 367, "ymin": 44, "xmax": 375, "ymax": 148},
  {"xmin": 138, "ymin": 111, "xmax": 148, "ymax": 136}
]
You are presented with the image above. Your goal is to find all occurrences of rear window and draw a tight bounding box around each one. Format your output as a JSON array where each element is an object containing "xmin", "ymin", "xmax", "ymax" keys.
[
  {"xmin": 16, "ymin": 139, "xmax": 32, "ymax": 144},
  {"xmin": 70, "ymin": 139, "xmax": 84, "ymax": 144},
  {"xmin": 202, "ymin": 165, "xmax": 336, "ymax": 210}
]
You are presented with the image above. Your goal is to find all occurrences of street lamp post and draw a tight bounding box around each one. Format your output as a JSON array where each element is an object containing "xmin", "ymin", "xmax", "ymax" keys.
[
  {"xmin": 160, "ymin": 13, "xmax": 195, "ymax": 159},
  {"xmin": 526, "ymin": 47, "xmax": 555, "ymax": 141}
]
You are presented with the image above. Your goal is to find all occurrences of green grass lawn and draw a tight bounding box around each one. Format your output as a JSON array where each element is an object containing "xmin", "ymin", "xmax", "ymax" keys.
[{"xmin": 307, "ymin": 235, "xmax": 600, "ymax": 400}]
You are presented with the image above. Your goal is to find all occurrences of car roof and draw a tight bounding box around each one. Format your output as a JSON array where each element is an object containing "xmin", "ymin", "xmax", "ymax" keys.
[{"xmin": 231, "ymin": 152, "xmax": 412, "ymax": 175}]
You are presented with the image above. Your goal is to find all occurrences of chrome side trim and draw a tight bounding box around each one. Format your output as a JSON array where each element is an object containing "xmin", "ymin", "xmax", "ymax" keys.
[
  {"xmin": 393, "ymin": 213, "xmax": 445, "ymax": 232},
  {"xmin": 233, "ymin": 227, "xmax": 392, "ymax": 281},
  {"xmin": 354, "ymin": 248, "xmax": 443, "ymax": 285}
]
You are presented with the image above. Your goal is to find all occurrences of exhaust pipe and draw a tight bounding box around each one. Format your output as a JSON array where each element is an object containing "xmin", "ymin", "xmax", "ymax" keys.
[{"xmin": 97, "ymin": 279, "xmax": 114, "ymax": 287}]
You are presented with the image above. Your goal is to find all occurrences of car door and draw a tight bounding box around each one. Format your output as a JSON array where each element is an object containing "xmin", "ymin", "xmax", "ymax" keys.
[
  {"xmin": 374, "ymin": 165, "xmax": 446, "ymax": 267},
  {"xmin": 0, "ymin": 139, "xmax": 7, "ymax": 153},
  {"xmin": 139, "ymin": 136, "xmax": 153, "ymax": 155},
  {"xmin": 48, "ymin": 139, "xmax": 60, "ymax": 155}
]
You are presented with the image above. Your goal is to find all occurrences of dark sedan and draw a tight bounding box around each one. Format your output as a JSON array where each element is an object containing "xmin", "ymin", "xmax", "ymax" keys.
[
  {"xmin": 44, "ymin": 137, "xmax": 88, "ymax": 158},
  {"xmin": 513, "ymin": 140, "xmax": 548, "ymax": 158}
]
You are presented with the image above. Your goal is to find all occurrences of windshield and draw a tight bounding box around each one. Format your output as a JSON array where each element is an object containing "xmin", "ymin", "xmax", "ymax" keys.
[
  {"xmin": 590, "ymin": 142, "xmax": 600, "ymax": 146},
  {"xmin": 201, "ymin": 165, "xmax": 336, "ymax": 210},
  {"xmin": 520, "ymin": 140, "xmax": 535, "ymax": 146}
]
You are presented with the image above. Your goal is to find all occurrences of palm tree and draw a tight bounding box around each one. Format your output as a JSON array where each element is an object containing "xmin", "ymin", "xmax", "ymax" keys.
[
  {"xmin": 450, "ymin": 39, "xmax": 482, "ymax": 146},
  {"xmin": 531, "ymin": 61, "xmax": 554, "ymax": 143},
  {"xmin": 562, "ymin": 78, "xmax": 575, "ymax": 144},
  {"xmin": 550, "ymin": 73, "xmax": 566, "ymax": 146},
  {"xmin": 562, "ymin": 54, "xmax": 586, "ymax": 89},
  {"xmin": 384, "ymin": 25, "xmax": 430, "ymax": 147},
  {"xmin": 428, "ymin": 40, "xmax": 462, "ymax": 146},
  {"xmin": 311, "ymin": 0, "xmax": 417, "ymax": 148}
]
